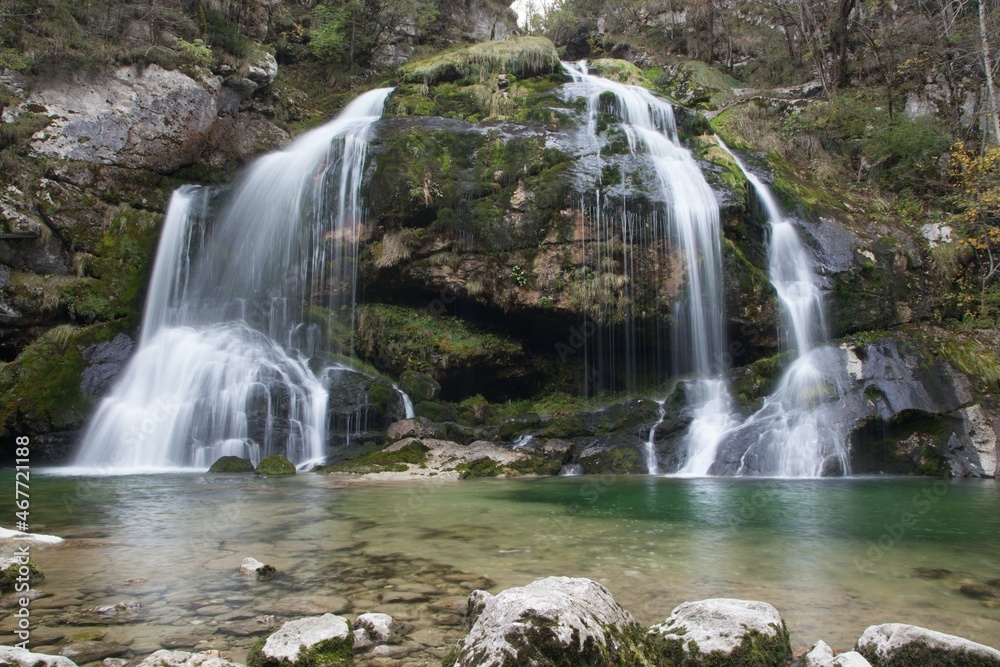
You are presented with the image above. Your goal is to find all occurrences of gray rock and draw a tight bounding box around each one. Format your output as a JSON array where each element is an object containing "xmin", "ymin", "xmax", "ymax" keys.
[
  {"xmin": 58, "ymin": 641, "xmax": 130, "ymax": 664},
  {"xmin": 354, "ymin": 612, "xmax": 397, "ymax": 644},
  {"xmin": 857, "ymin": 623, "xmax": 1000, "ymax": 666},
  {"xmin": 0, "ymin": 646, "xmax": 78, "ymax": 667},
  {"xmin": 246, "ymin": 53, "xmax": 278, "ymax": 86},
  {"xmin": 250, "ymin": 614, "xmax": 352, "ymax": 667},
  {"xmin": 454, "ymin": 576, "xmax": 642, "ymax": 667},
  {"xmin": 352, "ymin": 628, "xmax": 373, "ymax": 652},
  {"xmin": 648, "ymin": 598, "xmax": 791, "ymax": 666},
  {"xmin": 27, "ymin": 66, "xmax": 222, "ymax": 173},
  {"xmin": 217, "ymin": 615, "xmax": 275, "ymax": 637},
  {"xmin": 80, "ymin": 334, "xmax": 134, "ymax": 398},
  {"xmin": 238, "ymin": 558, "xmax": 268, "ymax": 576},
  {"xmin": 134, "ymin": 650, "xmax": 243, "ymax": 667},
  {"xmin": 805, "ymin": 642, "xmax": 873, "ymax": 667}
]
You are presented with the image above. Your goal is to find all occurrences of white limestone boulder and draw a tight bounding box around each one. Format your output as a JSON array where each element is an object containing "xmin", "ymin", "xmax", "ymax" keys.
[
  {"xmin": 857, "ymin": 623, "xmax": 1000, "ymax": 666},
  {"xmin": 452, "ymin": 576, "xmax": 643, "ymax": 667},
  {"xmin": 248, "ymin": 614, "xmax": 353, "ymax": 667},
  {"xmin": 0, "ymin": 646, "xmax": 77, "ymax": 667},
  {"xmin": 647, "ymin": 598, "xmax": 791, "ymax": 666}
]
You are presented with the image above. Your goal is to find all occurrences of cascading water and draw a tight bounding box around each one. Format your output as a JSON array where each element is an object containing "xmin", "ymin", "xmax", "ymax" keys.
[
  {"xmin": 72, "ymin": 88, "xmax": 394, "ymax": 473},
  {"xmin": 560, "ymin": 62, "xmax": 735, "ymax": 474},
  {"xmin": 711, "ymin": 139, "xmax": 849, "ymax": 476}
]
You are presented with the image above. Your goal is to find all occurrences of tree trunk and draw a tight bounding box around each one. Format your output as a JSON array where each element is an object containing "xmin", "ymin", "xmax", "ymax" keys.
[{"xmin": 980, "ymin": 0, "xmax": 1000, "ymax": 144}]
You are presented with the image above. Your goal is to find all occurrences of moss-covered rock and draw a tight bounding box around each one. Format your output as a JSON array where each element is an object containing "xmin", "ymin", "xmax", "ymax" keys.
[
  {"xmin": 576, "ymin": 443, "xmax": 645, "ymax": 475},
  {"xmin": 322, "ymin": 441, "xmax": 429, "ymax": 474},
  {"xmin": 0, "ymin": 559, "xmax": 44, "ymax": 593},
  {"xmin": 415, "ymin": 400, "xmax": 458, "ymax": 422},
  {"xmin": 208, "ymin": 456, "xmax": 256, "ymax": 473},
  {"xmin": 254, "ymin": 455, "xmax": 296, "ymax": 476},
  {"xmin": 452, "ymin": 577, "xmax": 648, "ymax": 667},
  {"xmin": 400, "ymin": 370, "xmax": 441, "ymax": 403},
  {"xmin": 857, "ymin": 623, "xmax": 1000, "ymax": 667},
  {"xmin": 247, "ymin": 614, "xmax": 354, "ymax": 667},
  {"xmin": 647, "ymin": 598, "xmax": 792, "ymax": 667}
]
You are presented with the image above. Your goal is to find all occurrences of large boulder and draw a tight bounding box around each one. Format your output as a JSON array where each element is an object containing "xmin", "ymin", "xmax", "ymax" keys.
[
  {"xmin": 254, "ymin": 455, "xmax": 296, "ymax": 476},
  {"xmin": 248, "ymin": 614, "xmax": 353, "ymax": 667},
  {"xmin": 857, "ymin": 623, "xmax": 1000, "ymax": 667},
  {"xmin": 647, "ymin": 598, "xmax": 791, "ymax": 666},
  {"xmin": 449, "ymin": 576, "xmax": 645, "ymax": 667}
]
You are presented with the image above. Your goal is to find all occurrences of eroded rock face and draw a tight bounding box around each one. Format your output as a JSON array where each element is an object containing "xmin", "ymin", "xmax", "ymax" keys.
[
  {"xmin": 647, "ymin": 598, "xmax": 791, "ymax": 667},
  {"xmin": 857, "ymin": 623, "xmax": 1000, "ymax": 667},
  {"xmin": 453, "ymin": 576, "xmax": 644, "ymax": 667}
]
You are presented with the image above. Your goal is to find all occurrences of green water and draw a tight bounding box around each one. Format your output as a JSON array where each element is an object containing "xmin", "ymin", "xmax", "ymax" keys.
[{"xmin": 1, "ymin": 473, "xmax": 998, "ymax": 664}]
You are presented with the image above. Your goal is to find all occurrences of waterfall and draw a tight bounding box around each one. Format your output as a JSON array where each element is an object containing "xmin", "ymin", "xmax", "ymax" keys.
[
  {"xmin": 561, "ymin": 62, "xmax": 734, "ymax": 473},
  {"xmin": 72, "ymin": 88, "xmax": 394, "ymax": 473},
  {"xmin": 713, "ymin": 139, "xmax": 849, "ymax": 477}
]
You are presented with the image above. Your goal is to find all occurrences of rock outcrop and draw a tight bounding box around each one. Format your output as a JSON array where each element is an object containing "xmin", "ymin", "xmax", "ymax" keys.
[{"xmin": 857, "ymin": 623, "xmax": 1000, "ymax": 667}]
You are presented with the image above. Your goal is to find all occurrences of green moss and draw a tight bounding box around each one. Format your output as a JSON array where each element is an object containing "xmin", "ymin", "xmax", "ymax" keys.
[
  {"xmin": 647, "ymin": 623, "xmax": 790, "ymax": 667},
  {"xmin": 541, "ymin": 414, "xmax": 594, "ymax": 438},
  {"xmin": 0, "ymin": 560, "xmax": 44, "ymax": 593},
  {"xmin": 401, "ymin": 37, "xmax": 561, "ymax": 85},
  {"xmin": 247, "ymin": 630, "xmax": 355, "ymax": 667},
  {"xmin": 208, "ymin": 456, "xmax": 255, "ymax": 473},
  {"xmin": 454, "ymin": 457, "xmax": 502, "ymax": 478},
  {"xmin": 506, "ymin": 454, "xmax": 562, "ymax": 476},
  {"xmin": 730, "ymin": 353, "xmax": 789, "ymax": 411},
  {"xmin": 589, "ymin": 59, "xmax": 647, "ymax": 86},
  {"xmin": 937, "ymin": 337, "xmax": 1000, "ymax": 388},
  {"xmin": 415, "ymin": 401, "xmax": 458, "ymax": 422},
  {"xmin": 577, "ymin": 446, "xmax": 644, "ymax": 475},
  {"xmin": 0, "ymin": 322, "xmax": 126, "ymax": 436},
  {"xmin": 355, "ymin": 304, "xmax": 524, "ymax": 382},
  {"xmin": 254, "ymin": 455, "xmax": 297, "ymax": 476},
  {"xmin": 400, "ymin": 370, "xmax": 441, "ymax": 403},
  {"xmin": 325, "ymin": 441, "xmax": 429, "ymax": 474},
  {"xmin": 859, "ymin": 642, "xmax": 1000, "ymax": 667}
]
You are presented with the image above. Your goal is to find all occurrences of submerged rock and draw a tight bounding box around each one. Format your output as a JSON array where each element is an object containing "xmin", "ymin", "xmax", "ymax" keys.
[
  {"xmin": 857, "ymin": 623, "xmax": 1000, "ymax": 666},
  {"xmin": 647, "ymin": 598, "xmax": 791, "ymax": 666},
  {"xmin": 0, "ymin": 647, "xmax": 77, "ymax": 667},
  {"xmin": 58, "ymin": 641, "xmax": 129, "ymax": 664},
  {"xmin": 450, "ymin": 576, "xmax": 645, "ymax": 667},
  {"xmin": 238, "ymin": 558, "xmax": 275, "ymax": 580},
  {"xmin": 248, "ymin": 614, "xmax": 353, "ymax": 667},
  {"xmin": 136, "ymin": 649, "xmax": 244, "ymax": 667}
]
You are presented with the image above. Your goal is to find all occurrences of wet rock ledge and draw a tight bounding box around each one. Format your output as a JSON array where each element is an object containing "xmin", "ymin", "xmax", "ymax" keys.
[{"xmin": 4, "ymin": 576, "xmax": 999, "ymax": 667}]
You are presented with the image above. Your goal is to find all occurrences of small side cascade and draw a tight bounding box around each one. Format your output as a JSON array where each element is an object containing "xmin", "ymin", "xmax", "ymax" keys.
[
  {"xmin": 72, "ymin": 88, "xmax": 394, "ymax": 472},
  {"xmin": 644, "ymin": 399, "xmax": 667, "ymax": 475},
  {"xmin": 715, "ymin": 139, "xmax": 850, "ymax": 477}
]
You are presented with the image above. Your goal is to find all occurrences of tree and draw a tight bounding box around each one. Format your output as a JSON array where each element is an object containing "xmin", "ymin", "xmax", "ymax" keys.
[{"xmin": 977, "ymin": 0, "xmax": 1000, "ymax": 143}]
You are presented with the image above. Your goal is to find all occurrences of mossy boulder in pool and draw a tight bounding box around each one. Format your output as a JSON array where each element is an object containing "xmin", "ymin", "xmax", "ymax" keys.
[
  {"xmin": 254, "ymin": 455, "xmax": 296, "ymax": 476},
  {"xmin": 0, "ymin": 558, "xmax": 44, "ymax": 593},
  {"xmin": 208, "ymin": 456, "xmax": 255, "ymax": 473},
  {"xmin": 857, "ymin": 623, "xmax": 1000, "ymax": 667},
  {"xmin": 450, "ymin": 576, "xmax": 648, "ymax": 666},
  {"xmin": 647, "ymin": 598, "xmax": 792, "ymax": 666},
  {"xmin": 400, "ymin": 370, "xmax": 440, "ymax": 403},
  {"xmin": 247, "ymin": 614, "xmax": 354, "ymax": 667}
]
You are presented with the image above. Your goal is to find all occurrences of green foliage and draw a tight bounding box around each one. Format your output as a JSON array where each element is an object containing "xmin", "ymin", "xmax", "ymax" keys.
[
  {"xmin": 355, "ymin": 304, "xmax": 524, "ymax": 380},
  {"xmin": 174, "ymin": 38, "xmax": 212, "ymax": 67},
  {"xmin": 201, "ymin": 8, "xmax": 251, "ymax": 58},
  {"xmin": 454, "ymin": 457, "xmax": 501, "ymax": 478},
  {"xmin": 937, "ymin": 336, "xmax": 1000, "ymax": 389},
  {"xmin": 0, "ymin": 321, "xmax": 123, "ymax": 435}
]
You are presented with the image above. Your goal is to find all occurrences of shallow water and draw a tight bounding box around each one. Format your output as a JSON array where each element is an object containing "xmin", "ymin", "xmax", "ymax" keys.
[{"xmin": 2, "ymin": 473, "xmax": 999, "ymax": 663}]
